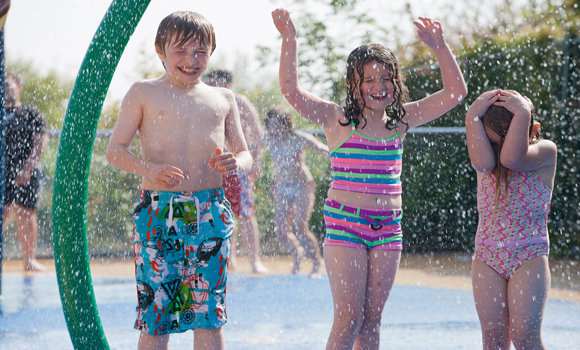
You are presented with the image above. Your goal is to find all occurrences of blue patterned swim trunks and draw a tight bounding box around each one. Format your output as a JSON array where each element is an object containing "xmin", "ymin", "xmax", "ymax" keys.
[{"xmin": 132, "ymin": 188, "xmax": 234, "ymax": 336}]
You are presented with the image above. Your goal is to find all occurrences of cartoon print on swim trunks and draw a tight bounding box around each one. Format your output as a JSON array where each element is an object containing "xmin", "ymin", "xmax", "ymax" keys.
[{"xmin": 132, "ymin": 189, "xmax": 233, "ymax": 336}]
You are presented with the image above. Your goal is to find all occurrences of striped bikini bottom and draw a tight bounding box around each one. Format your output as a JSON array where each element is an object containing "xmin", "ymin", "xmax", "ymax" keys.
[{"xmin": 323, "ymin": 199, "xmax": 403, "ymax": 251}]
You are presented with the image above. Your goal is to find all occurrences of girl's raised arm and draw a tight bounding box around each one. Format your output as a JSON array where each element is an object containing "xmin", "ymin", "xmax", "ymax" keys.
[
  {"xmin": 404, "ymin": 17, "xmax": 468, "ymax": 129},
  {"xmin": 465, "ymin": 90, "xmax": 500, "ymax": 173},
  {"xmin": 496, "ymin": 90, "xmax": 557, "ymax": 172},
  {"xmin": 272, "ymin": 8, "xmax": 340, "ymax": 127}
]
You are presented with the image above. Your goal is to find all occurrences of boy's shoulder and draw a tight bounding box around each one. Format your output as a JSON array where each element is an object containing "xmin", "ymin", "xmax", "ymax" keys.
[{"xmin": 124, "ymin": 77, "xmax": 165, "ymax": 100}]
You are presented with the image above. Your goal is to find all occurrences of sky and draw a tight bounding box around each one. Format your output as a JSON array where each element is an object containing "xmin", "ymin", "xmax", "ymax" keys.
[{"xmin": 4, "ymin": 0, "xmax": 526, "ymax": 104}]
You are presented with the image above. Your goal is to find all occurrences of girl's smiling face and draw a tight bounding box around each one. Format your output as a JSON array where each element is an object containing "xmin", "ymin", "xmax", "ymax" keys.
[{"xmin": 357, "ymin": 61, "xmax": 395, "ymax": 111}]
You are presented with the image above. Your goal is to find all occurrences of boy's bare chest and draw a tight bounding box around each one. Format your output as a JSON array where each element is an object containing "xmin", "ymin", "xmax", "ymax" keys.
[{"xmin": 142, "ymin": 96, "xmax": 227, "ymax": 132}]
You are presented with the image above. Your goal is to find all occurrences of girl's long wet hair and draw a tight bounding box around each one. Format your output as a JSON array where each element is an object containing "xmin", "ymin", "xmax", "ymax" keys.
[
  {"xmin": 343, "ymin": 43, "xmax": 409, "ymax": 131},
  {"xmin": 482, "ymin": 105, "xmax": 540, "ymax": 208}
]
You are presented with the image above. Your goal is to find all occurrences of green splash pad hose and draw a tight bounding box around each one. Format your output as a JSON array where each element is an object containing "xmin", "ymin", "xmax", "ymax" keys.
[{"xmin": 52, "ymin": 1, "xmax": 150, "ymax": 348}]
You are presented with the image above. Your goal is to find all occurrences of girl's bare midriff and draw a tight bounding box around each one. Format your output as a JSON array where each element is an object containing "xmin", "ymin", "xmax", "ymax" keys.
[{"xmin": 327, "ymin": 188, "xmax": 402, "ymax": 209}]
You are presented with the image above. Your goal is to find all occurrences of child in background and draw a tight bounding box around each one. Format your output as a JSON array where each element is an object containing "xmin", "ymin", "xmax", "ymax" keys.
[
  {"xmin": 466, "ymin": 90, "xmax": 557, "ymax": 350},
  {"xmin": 272, "ymin": 8, "xmax": 467, "ymax": 350},
  {"xmin": 106, "ymin": 11, "xmax": 251, "ymax": 350},
  {"xmin": 263, "ymin": 105, "xmax": 328, "ymax": 277}
]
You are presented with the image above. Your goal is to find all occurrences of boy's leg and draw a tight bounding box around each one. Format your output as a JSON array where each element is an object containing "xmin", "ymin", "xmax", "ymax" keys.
[
  {"xmin": 507, "ymin": 255, "xmax": 550, "ymax": 350},
  {"xmin": 472, "ymin": 258, "xmax": 511, "ymax": 350},
  {"xmin": 194, "ymin": 328, "xmax": 225, "ymax": 350},
  {"xmin": 239, "ymin": 215, "xmax": 268, "ymax": 273},
  {"xmin": 354, "ymin": 250, "xmax": 400, "ymax": 350},
  {"xmin": 324, "ymin": 245, "xmax": 369, "ymax": 350},
  {"xmin": 14, "ymin": 203, "xmax": 45, "ymax": 271},
  {"xmin": 137, "ymin": 332, "xmax": 169, "ymax": 350}
]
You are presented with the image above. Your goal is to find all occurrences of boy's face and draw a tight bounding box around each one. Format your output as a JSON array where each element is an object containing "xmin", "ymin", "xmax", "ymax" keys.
[
  {"xmin": 5, "ymin": 77, "xmax": 22, "ymax": 106},
  {"xmin": 156, "ymin": 36, "xmax": 211, "ymax": 86}
]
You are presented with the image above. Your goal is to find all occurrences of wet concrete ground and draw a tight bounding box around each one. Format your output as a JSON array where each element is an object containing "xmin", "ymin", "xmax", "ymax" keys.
[{"xmin": 0, "ymin": 256, "xmax": 579, "ymax": 349}]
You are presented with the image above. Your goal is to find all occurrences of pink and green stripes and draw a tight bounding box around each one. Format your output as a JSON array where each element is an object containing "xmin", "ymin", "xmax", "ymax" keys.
[
  {"xmin": 329, "ymin": 130, "xmax": 403, "ymax": 195},
  {"xmin": 323, "ymin": 199, "xmax": 403, "ymax": 251}
]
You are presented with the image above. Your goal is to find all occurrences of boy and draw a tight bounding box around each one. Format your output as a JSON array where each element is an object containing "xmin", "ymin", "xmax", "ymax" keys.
[
  {"xmin": 204, "ymin": 70, "xmax": 268, "ymax": 274},
  {"xmin": 4, "ymin": 72, "xmax": 48, "ymax": 271},
  {"xmin": 106, "ymin": 11, "xmax": 251, "ymax": 350}
]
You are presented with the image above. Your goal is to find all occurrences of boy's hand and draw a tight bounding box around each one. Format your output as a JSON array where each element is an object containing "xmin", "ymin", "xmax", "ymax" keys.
[
  {"xmin": 149, "ymin": 164, "xmax": 185, "ymax": 188},
  {"xmin": 413, "ymin": 17, "xmax": 445, "ymax": 49},
  {"xmin": 467, "ymin": 90, "xmax": 501, "ymax": 121},
  {"xmin": 272, "ymin": 8, "xmax": 296, "ymax": 39},
  {"xmin": 494, "ymin": 90, "xmax": 533, "ymax": 118},
  {"xmin": 209, "ymin": 148, "xmax": 240, "ymax": 175}
]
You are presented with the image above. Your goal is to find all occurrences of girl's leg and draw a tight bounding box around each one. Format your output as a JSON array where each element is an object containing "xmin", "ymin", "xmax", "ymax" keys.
[
  {"xmin": 324, "ymin": 245, "xmax": 369, "ymax": 350},
  {"xmin": 507, "ymin": 256, "xmax": 550, "ymax": 350},
  {"xmin": 274, "ymin": 191, "xmax": 303, "ymax": 273},
  {"xmin": 354, "ymin": 250, "xmax": 400, "ymax": 350},
  {"xmin": 292, "ymin": 182, "xmax": 323, "ymax": 276},
  {"xmin": 472, "ymin": 259, "xmax": 511, "ymax": 350}
]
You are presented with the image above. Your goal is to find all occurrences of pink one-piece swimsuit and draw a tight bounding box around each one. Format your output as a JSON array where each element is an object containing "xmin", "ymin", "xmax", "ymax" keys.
[{"xmin": 474, "ymin": 171, "xmax": 551, "ymax": 279}]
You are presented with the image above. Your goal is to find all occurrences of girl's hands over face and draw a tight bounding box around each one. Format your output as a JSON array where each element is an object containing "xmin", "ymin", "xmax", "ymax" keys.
[
  {"xmin": 494, "ymin": 90, "xmax": 534, "ymax": 118},
  {"xmin": 272, "ymin": 8, "xmax": 296, "ymax": 39},
  {"xmin": 467, "ymin": 90, "xmax": 501, "ymax": 120},
  {"xmin": 413, "ymin": 17, "xmax": 445, "ymax": 49}
]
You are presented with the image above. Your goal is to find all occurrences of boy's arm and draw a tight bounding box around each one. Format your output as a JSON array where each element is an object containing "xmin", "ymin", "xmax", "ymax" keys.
[
  {"xmin": 465, "ymin": 91, "xmax": 499, "ymax": 173},
  {"xmin": 273, "ymin": 8, "xmax": 341, "ymax": 127},
  {"xmin": 295, "ymin": 130, "xmax": 330, "ymax": 157},
  {"xmin": 497, "ymin": 91, "xmax": 557, "ymax": 172},
  {"xmin": 210, "ymin": 90, "xmax": 252, "ymax": 174},
  {"xmin": 237, "ymin": 94, "xmax": 263, "ymax": 178},
  {"xmin": 15, "ymin": 132, "xmax": 48, "ymax": 186},
  {"xmin": 404, "ymin": 17, "xmax": 468, "ymax": 129},
  {"xmin": 106, "ymin": 83, "xmax": 184, "ymax": 188}
]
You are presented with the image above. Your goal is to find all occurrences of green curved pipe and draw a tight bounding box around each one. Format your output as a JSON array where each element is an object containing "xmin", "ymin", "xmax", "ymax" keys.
[{"xmin": 52, "ymin": 1, "xmax": 151, "ymax": 348}]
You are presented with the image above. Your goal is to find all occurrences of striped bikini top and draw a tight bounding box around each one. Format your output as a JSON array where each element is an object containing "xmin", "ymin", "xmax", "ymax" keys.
[{"xmin": 329, "ymin": 121, "xmax": 403, "ymax": 195}]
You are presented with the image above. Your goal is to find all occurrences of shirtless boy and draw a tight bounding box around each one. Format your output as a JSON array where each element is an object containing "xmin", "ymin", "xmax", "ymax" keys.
[
  {"xmin": 106, "ymin": 11, "xmax": 251, "ymax": 350},
  {"xmin": 204, "ymin": 70, "xmax": 268, "ymax": 274}
]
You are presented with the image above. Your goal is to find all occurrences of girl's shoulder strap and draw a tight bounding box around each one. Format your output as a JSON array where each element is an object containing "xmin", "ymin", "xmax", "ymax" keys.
[
  {"xmin": 350, "ymin": 119, "xmax": 356, "ymax": 130},
  {"xmin": 395, "ymin": 120, "xmax": 399, "ymax": 131}
]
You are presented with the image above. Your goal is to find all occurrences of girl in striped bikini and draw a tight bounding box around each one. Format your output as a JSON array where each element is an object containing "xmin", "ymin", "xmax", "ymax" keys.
[
  {"xmin": 272, "ymin": 8, "xmax": 467, "ymax": 350},
  {"xmin": 466, "ymin": 90, "xmax": 557, "ymax": 350}
]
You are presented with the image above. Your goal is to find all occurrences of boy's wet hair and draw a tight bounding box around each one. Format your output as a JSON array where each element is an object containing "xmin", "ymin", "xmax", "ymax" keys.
[
  {"xmin": 205, "ymin": 70, "xmax": 233, "ymax": 86},
  {"xmin": 344, "ymin": 43, "xmax": 409, "ymax": 131},
  {"xmin": 482, "ymin": 104, "xmax": 540, "ymax": 207},
  {"xmin": 155, "ymin": 11, "xmax": 216, "ymax": 56},
  {"xmin": 265, "ymin": 105, "xmax": 294, "ymax": 132}
]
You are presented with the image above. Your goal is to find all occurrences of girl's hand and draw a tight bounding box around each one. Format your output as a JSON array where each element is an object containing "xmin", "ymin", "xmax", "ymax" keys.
[
  {"xmin": 272, "ymin": 8, "xmax": 296, "ymax": 39},
  {"xmin": 467, "ymin": 90, "xmax": 501, "ymax": 121},
  {"xmin": 413, "ymin": 17, "xmax": 445, "ymax": 49},
  {"xmin": 209, "ymin": 147, "xmax": 240, "ymax": 175},
  {"xmin": 494, "ymin": 90, "xmax": 533, "ymax": 117},
  {"xmin": 149, "ymin": 164, "xmax": 185, "ymax": 188}
]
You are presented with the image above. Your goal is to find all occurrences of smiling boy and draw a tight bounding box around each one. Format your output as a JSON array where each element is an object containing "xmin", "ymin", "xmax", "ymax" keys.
[{"xmin": 106, "ymin": 11, "xmax": 251, "ymax": 350}]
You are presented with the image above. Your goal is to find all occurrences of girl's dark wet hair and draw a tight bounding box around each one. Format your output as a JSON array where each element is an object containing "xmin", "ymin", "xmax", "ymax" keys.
[
  {"xmin": 155, "ymin": 11, "xmax": 216, "ymax": 56},
  {"xmin": 482, "ymin": 104, "xmax": 540, "ymax": 206},
  {"xmin": 265, "ymin": 106, "xmax": 294, "ymax": 132},
  {"xmin": 343, "ymin": 43, "xmax": 409, "ymax": 131}
]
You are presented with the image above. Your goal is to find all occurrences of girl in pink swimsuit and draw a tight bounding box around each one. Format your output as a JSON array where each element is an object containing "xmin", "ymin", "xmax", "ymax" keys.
[
  {"xmin": 465, "ymin": 90, "xmax": 557, "ymax": 350},
  {"xmin": 273, "ymin": 8, "xmax": 467, "ymax": 350}
]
